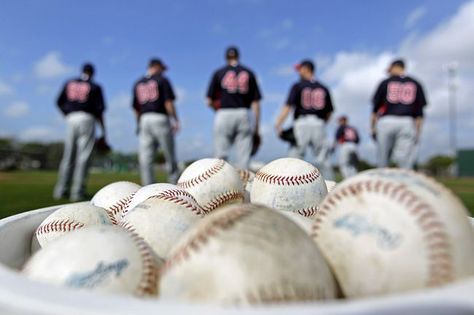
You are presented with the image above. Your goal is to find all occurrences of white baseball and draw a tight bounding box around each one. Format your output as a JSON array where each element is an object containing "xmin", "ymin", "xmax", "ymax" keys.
[
  {"xmin": 91, "ymin": 181, "xmax": 141, "ymax": 224},
  {"xmin": 120, "ymin": 186, "xmax": 205, "ymax": 258},
  {"xmin": 250, "ymin": 158, "xmax": 328, "ymax": 217},
  {"xmin": 312, "ymin": 168, "xmax": 474, "ymax": 298},
  {"xmin": 120, "ymin": 183, "xmax": 179, "ymax": 219},
  {"xmin": 34, "ymin": 202, "xmax": 113, "ymax": 248},
  {"xmin": 238, "ymin": 169, "xmax": 255, "ymax": 202},
  {"xmin": 177, "ymin": 159, "xmax": 244, "ymax": 213},
  {"xmin": 23, "ymin": 226, "xmax": 162, "ymax": 297},
  {"xmin": 278, "ymin": 210, "xmax": 314, "ymax": 235},
  {"xmin": 160, "ymin": 203, "xmax": 337, "ymax": 304}
]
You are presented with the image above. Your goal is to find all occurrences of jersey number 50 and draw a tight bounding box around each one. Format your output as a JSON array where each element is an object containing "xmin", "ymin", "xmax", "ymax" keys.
[
  {"xmin": 302, "ymin": 87, "xmax": 326, "ymax": 110},
  {"xmin": 387, "ymin": 82, "xmax": 417, "ymax": 105},
  {"xmin": 221, "ymin": 71, "xmax": 249, "ymax": 94}
]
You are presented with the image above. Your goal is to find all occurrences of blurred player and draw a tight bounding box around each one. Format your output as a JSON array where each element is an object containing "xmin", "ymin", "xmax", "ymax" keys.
[
  {"xmin": 53, "ymin": 63, "xmax": 107, "ymax": 201},
  {"xmin": 275, "ymin": 59, "xmax": 335, "ymax": 180},
  {"xmin": 335, "ymin": 116, "xmax": 359, "ymax": 178},
  {"xmin": 206, "ymin": 46, "xmax": 262, "ymax": 169},
  {"xmin": 371, "ymin": 59, "xmax": 427, "ymax": 169},
  {"xmin": 132, "ymin": 58, "xmax": 179, "ymax": 185}
]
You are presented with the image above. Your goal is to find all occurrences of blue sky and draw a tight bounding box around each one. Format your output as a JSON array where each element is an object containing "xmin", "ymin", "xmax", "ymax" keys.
[{"xmin": 1, "ymin": 0, "xmax": 473, "ymax": 164}]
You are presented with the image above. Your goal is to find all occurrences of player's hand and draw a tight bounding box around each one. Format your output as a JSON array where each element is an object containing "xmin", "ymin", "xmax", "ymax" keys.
[
  {"xmin": 171, "ymin": 120, "xmax": 180, "ymax": 134},
  {"xmin": 371, "ymin": 129, "xmax": 377, "ymax": 141},
  {"xmin": 275, "ymin": 125, "xmax": 282, "ymax": 136}
]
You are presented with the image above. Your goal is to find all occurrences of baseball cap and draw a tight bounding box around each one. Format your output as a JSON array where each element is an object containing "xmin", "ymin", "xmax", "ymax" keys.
[
  {"xmin": 82, "ymin": 63, "xmax": 95, "ymax": 75},
  {"xmin": 295, "ymin": 59, "xmax": 315, "ymax": 72},
  {"xmin": 338, "ymin": 115, "xmax": 348, "ymax": 121},
  {"xmin": 225, "ymin": 46, "xmax": 240, "ymax": 59},
  {"xmin": 149, "ymin": 58, "xmax": 168, "ymax": 70},
  {"xmin": 389, "ymin": 59, "xmax": 405, "ymax": 69}
]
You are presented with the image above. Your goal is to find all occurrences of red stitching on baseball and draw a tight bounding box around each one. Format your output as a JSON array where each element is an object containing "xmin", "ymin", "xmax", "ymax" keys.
[
  {"xmin": 255, "ymin": 168, "xmax": 321, "ymax": 186},
  {"xmin": 296, "ymin": 207, "xmax": 318, "ymax": 217},
  {"xmin": 35, "ymin": 219, "xmax": 84, "ymax": 236},
  {"xmin": 106, "ymin": 193, "xmax": 135, "ymax": 224},
  {"xmin": 311, "ymin": 178, "xmax": 454, "ymax": 286},
  {"xmin": 245, "ymin": 283, "xmax": 328, "ymax": 304},
  {"xmin": 202, "ymin": 190, "xmax": 244, "ymax": 213},
  {"xmin": 177, "ymin": 160, "xmax": 226, "ymax": 189},
  {"xmin": 161, "ymin": 206, "xmax": 252, "ymax": 276},
  {"xmin": 149, "ymin": 189, "xmax": 206, "ymax": 216}
]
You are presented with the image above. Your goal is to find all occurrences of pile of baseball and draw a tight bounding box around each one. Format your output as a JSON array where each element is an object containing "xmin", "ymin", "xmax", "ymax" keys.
[{"xmin": 22, "ymin": 158, "xmax": 474, "ymax": 305}]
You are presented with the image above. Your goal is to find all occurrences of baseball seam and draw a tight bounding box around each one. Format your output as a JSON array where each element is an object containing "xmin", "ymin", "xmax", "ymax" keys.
[
  {"xmin": 106, "ymin": 193, "xmax": 135, "ymax": 224},
  {"xmin": 177, "ymin": 159, "xmax": 225, "ymax": 189},
  {"xmin": 161, "ymin": 206, "xmax": 253, "ymax": 276},
  {"xmin": 123, "ymin": 226, "xmax": 160, "ymax": 296},
  {"xmin": 35, "ymin": 219, "xmax": 85, "ymax": 236},
  {"xmin": 255, "ymin": 169, "xmax": 320, "ymax": 186},
  {"xmin": 312, "ymin": 179, "xmax": 454, "ymax": 286},
  {"xmin": 245, "ymin": 283, "xmax": 328, "ymax": 304},
  {"xmin": 296, "ymin": 206, "xmax": 318, "ymax": 217},
  {"xmin": 149, "ymin": 189, "xmax": 206, "ymax": 216},
  {"xmin": 203, "ymin": 190, "xmax": 244, "ymax": 213}
]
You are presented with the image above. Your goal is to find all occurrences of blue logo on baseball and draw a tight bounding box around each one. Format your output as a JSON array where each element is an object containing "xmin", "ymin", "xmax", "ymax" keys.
[
  {"xmin": 333, "ymin": 213, "xmax": 402, "ymax": 250},
  {"xmin": 65, "ymin": 259, "xmax": 129, "ymax": 288}
]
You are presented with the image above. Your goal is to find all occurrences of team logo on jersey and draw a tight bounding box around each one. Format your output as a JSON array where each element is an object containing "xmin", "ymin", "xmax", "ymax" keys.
[
  {"xmin": 301, "ymin": 87, "xmax": 326, "ymax": 110},
  {"xmin": 387, "ymin": 82, "xmax": 417, "ymax": 105},
  {"xmin": 136, "ymin": 80, "xmax": 159, "ymax": 104},
  {"xmin": 66, "ymin": 82, "xmax": 91, "ymax": 103},
  {"xmin": 344, "ymin": 128, "xmax": 357, "ymax": 141},
  {"xmin": 221, "ymin": 71, "xmax": 249, "ymax": 94}
]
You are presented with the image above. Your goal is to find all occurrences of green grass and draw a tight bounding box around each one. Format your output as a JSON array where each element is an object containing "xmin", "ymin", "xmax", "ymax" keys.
[
  {"xmin": 0, "ymin": 171, "xmax": 473, "ymax": 219},
  {"xmin": 0, "ymin": 170, "xmax": 166, "ymax": 219}
]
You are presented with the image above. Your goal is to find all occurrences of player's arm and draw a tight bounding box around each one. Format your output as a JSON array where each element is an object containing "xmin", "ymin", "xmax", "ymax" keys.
[
  {"xmin": 414, "ymin": 82, "xmax": 427, "ymax": 142},
  {"xmin": 325, "ymin": 88, "xmax": 334, "ymax": 122},
  {"xmin": 371, "ymin": 82, "xmax": 385, "ymax": 140},
  {"xmin": 132, "ymin": 85, "xmax": 141, "ymax": 134},
  {"xmin": 163, "ymin": 79, "xmax": 180, "ymax": 133},
  {"xmin": 274, "ymin": 105, "xmax": 292, "ymax": 136},
  {"xmin": 206, "ymin": 72, "xmax": 219, "ymax": 110},
  {"xmin": 250, "ymin": 74, "xmax": 262, "ymax": 135},
  {"xmin": 95, "ymin": 86, "xmax": 107, "ymax": 138},
  {"xmin": 56, "ymin": 83, "xmax": 68, "ymax": 115}
]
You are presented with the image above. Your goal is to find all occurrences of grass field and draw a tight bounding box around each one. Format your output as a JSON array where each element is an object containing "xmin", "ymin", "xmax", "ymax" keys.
[{"xmin": 0, "ymin": 170, "xmax": 473, "ymax": 218}]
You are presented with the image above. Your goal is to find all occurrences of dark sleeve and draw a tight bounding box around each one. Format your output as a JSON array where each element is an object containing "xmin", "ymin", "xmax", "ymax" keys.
[
  {"xmin": 325, "ymin": 87, "xmax": 334, "ymax": 113},
  {"xmin": 206, "ymin": 71, "xmax": 220, "ymax": 99},
  {"xmin": 354, "ymin": 128, "xmax": 360, "ymax": 144},
  {"xmin": 335, "ymin": 126, "xmax": 344, "ymax": 141},
  {"xmin": 286, "ymin": 84, "xmax": 299, "ymax": 107},
  {"xmin": 132, "ymin": 84, "xmax": 139, "ymax": 111},
  {"xmin": 161, "ymin": 78, "xmax": 176, "ymax": 101},
  {"xmin": 56, "ymin": 82, "xmax": 68, "ymax": 114},
  {"xmin": 94, "ymin": 85, "xmax": 106, "ymax": 116},
  {"xmin": 413, "ymin": 81, "xmax": 427, "ymax": 118},
  {"xmin": 250, "ymin": 72, "xmax": 262, "ymax": 101},
  {"xmin": 372, "ymin": 81, "xmax": 386, "ymax": 113}
]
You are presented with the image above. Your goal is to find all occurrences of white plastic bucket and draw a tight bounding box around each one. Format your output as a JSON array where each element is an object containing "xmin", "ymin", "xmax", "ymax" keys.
[{"xmin": 0, "ymin": 204, "xmax": 473, "ymax": 315}]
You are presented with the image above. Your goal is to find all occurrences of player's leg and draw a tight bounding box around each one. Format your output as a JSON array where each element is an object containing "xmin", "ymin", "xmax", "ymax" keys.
[
  {"xmin": 214, "ymin": 110, "xmax": 233, "ymax": 161},
  {"xmin": 339, "ymin": 143, "xmax": 351, "ymax": 178},
  {"xmin": 234, "ymin": 109, "xmax": 253, "ymax": 169},
  {"xmin": 138, "ymin": 114, "xmax": 157, "ymax": 185},
  {"xmin": 376, "ymin": 117, "xmax": 396, "ymax": 168},
  {"xmin": 70, "ymin": 113, "xmax": 95, "ymax": 201},
  {"xmin": 289, "ymin": 116, "xmax": 310, "ymax": 159},
  {"xmin": 53, "ymin": 116, "xmax": 77, "ymax": 199},
  {"xmin": 393, "ymin": 118, "xmax": 417, "ymax": 169},
  {"xmin": 346, "ymin": 143, "xmax": 359, "ymax": 177},
  {"xmin": 311, "ymin": 120, "xmax": 334, "ymax": 180},
  {"xmin": 154, "ymin": 114, "xmax": 179, "ymax": 184}
]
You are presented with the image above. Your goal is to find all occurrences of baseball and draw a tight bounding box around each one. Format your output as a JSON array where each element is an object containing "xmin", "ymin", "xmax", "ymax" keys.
[
  {"xmin": 121, "ymin": 183, "xmax": 178, "ymax": 219},
  {"xmin": 177, "ymin": 158, "xmax": 244, "ymax": 213},
  {"xmin": 250, "ymin": 158, "xmax": 328, "ymax": 217},
  {"xmin": 120, "ymin": 186, "xmax": 205, "ymax": 258},
  {"xmin": 91, "ymin": 181, "xmax": 141, "ymax": 224},
  {"xmin": 324, "ymin": 180, "xmax": 337, "ymax": 193},
  {"xmin": 238, "ymin": 168, "xmax": 255, "ymax": 202},
  {"xmin": 311, "ymin": 168, "xmax": 474, "ymax": 298},
  {"xmin": 160, "ymin": 203, "xmax": 337, "ymax": 304},
  {"xmin": 33, "ymin": 202, "xmax": 112, "ymax": 248},
  {"xmin": 23, "ymin": 226, "xmax": 162, "ymax": 297}
]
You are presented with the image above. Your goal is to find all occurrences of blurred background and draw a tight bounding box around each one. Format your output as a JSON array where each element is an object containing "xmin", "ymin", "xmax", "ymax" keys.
[{"xmin": 1, "ymin": 0, "xmax": 473, "ymax": 216}]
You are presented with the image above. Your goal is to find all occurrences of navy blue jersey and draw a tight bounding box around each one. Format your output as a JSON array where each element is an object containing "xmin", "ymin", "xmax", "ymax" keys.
[
  {"xmin": 335, "ymin": 125, "xmax": 359, "ymax": 144},
  {"xmin": 372, "ymin": 75, "xmax": 427, "ymax": 118},
  {"xmin": 207, "ymin": 64, "xmax": 262, "ymax": 109},
  {"xmin": 132, "ymin": 74, "xmax": 176, "ymax": 115},
  {"xmin": 56, "ymin": 78, "xmax": 105, "ymax": 117},
  {"xmin": 286, "ymin": 79, "xmax": 334, "ymax": 120}
]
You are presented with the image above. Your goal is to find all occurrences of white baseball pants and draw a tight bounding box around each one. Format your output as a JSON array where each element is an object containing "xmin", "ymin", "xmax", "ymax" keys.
[
  {"xmin": 339, "ymin": 142, "xmax": 358, "ymax": 178},
  {"xmin": 138, "ymin": 113, "xmax": 179, "ymax": 185}
]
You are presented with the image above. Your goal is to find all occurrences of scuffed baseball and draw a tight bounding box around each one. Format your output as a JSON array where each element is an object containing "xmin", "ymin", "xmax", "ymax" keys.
[
  {"xmin": 23, "ymin": 226, "xmax": 162, "ymax": 297},
  {"xmin": 121, "ymin": 183, "xmax": 177, "ymax": 219},
  {"xmin": 33, "ymin": 202, "xmax": 112, "ymax": 249},
  {"xmin": 250, "ymin": 158, "xmax": 328, "ymax": 217},
  {"xmin": 161, "ymin": 203, "xmax": 337, "ymax": 304},
  {"xmin": 120, "ymin": 186, "xmax": 205, "ymax": 258},
  {"xmin": 91, "ymin": 181, "xmax": 141, "ymax": 224},
  {"xmin": 312, "ymin": 168, "xmax": 474, "ymax": 298},
  {"xmin": 238, "ymin": 169, "xmax": 255, "ymax": 202},
  {"xmin": 177, "ymin": 159, "xmax": 244, "ymax": 213}
]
